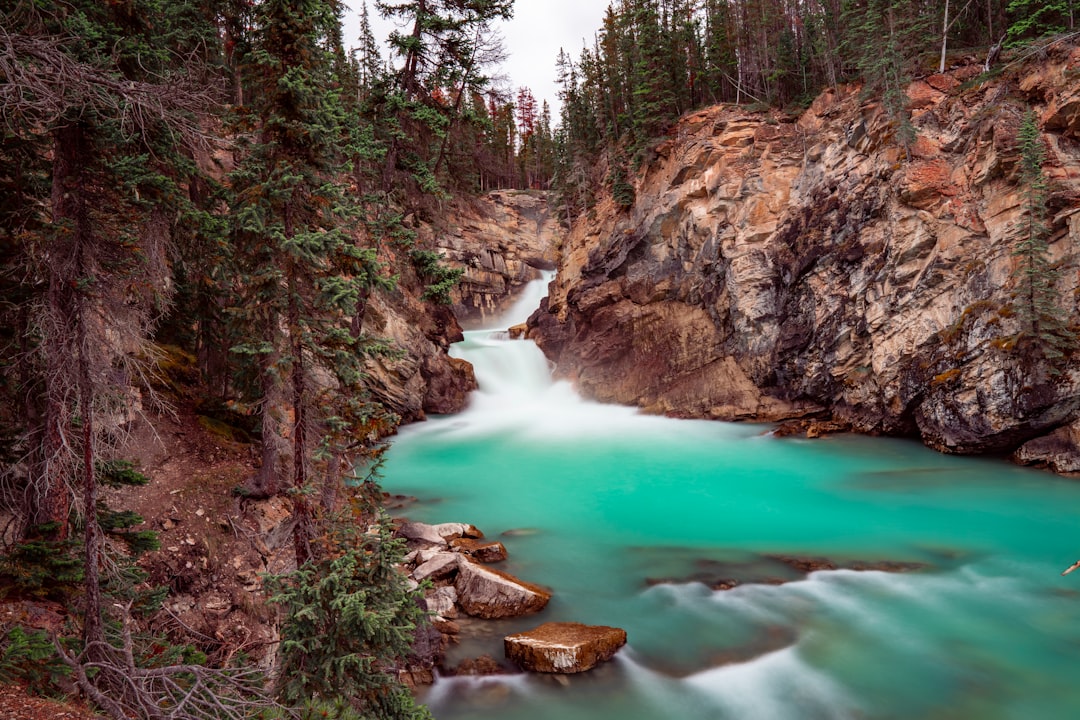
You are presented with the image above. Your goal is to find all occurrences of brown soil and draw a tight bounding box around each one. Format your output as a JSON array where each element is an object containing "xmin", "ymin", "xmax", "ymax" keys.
[
  {"xmin": 105, "ymin": 402, "xmax": 281, "ymax": 665},
  {"xmin": 1, "ymin": 398, "xmax": 280, "ymax": 713},
  {"xmin": 0, "ymin": 683, "xmax": 101, "ymax": 719}
]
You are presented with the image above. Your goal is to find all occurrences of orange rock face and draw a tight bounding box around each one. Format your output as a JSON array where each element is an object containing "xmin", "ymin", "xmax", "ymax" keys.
[
  {"xmin": 504, "ymin": 622, "xmax": 627, "ymax": 673},
  {"xmin": 530, "ymin": 45, "xmax": 1080, "ymax": 460}
]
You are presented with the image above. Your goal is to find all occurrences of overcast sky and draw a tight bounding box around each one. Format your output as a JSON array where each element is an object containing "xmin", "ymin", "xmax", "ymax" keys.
[{"xmin": 340, "ymin": 1, "xmax": 610, "ymax": 116}]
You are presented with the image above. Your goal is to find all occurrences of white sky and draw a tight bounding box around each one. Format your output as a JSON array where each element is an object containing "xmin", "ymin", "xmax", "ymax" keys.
[{"xmin": 341, "ymin": 1, "xmax": 610, "ymax": 115}]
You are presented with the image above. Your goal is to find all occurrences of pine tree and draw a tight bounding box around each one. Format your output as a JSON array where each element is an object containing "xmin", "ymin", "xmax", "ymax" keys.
[
  {"xmin": 1007, "ymin": 0, "xmax": 1075, "ymax": 46},
  {"xmin": 230, "ymin": 0, "xmax": 391, "ymax": 565},
  {"xmin": 0, "ymin": 0, "xmax": 218, "ymax": 656},
  {"xmin": 1010, "ymin": 110, "xmax": 1074, "ymax": 367},
  {"xmin": 354, "ymin": 0, "xmax": 385, "ymax": 101}
]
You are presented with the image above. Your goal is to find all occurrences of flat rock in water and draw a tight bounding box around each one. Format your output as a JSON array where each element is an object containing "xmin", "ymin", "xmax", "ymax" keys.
[
  {"xmin": 454, "ymin": 558, "xmax": 551, "ymax": 618},
  {"xmin": 450, "ymin": 537, "xmax": 508, "ymax": 563},
  {"xmin": 504, "ymin": 622, "xmax": 627, "ymax": 673}
]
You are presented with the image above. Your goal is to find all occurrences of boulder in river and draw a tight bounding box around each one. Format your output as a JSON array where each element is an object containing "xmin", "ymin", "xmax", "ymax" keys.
[
  {"xmin": 504, "ymin": 622, "xmax": 627, "ymax": 673},
  {"xmin": 455, "ymin": 558, "xmax": 551, "ymax": 618},
  {"xmin": 397, "ymin": 522, "xmax": 449, "ymax": 548},
  {"xmin": 450, "ymin": 537, "xmax": 508, "ymax": 563}
]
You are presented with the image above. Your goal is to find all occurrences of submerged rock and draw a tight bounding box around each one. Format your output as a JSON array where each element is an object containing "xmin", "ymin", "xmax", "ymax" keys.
[
  {"xmin": 455, "ymin": 558, "xmax": 552, "ymax": 618},
  {"xmin": 504, "ymin": 622, "xmax": 627, "ymax": 673},
  {"xmin": 444, "ymin": 654, "xmax": 516, "ymax": 676},
  {"xmin": 645, "ymin": 553, "xmax": 926, "ymax": 590}
]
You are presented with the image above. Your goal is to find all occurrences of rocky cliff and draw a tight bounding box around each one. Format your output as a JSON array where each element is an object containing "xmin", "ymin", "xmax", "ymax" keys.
[
  {"xmin": 437, "ymin": 190, "xmax": 560, "ymax": 327},
  {"xmin": 529, "ymin": 46, "xmax": 1080, "ymax": 469},
  {"xmin": 364, "ymin": 190, "xmax": 560, "ymax": 422}
]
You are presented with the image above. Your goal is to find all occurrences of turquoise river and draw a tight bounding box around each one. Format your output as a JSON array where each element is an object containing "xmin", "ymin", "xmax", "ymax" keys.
[{"xmin": 382, "ymin": 276, "xmax": 1080, "ymax": 719}]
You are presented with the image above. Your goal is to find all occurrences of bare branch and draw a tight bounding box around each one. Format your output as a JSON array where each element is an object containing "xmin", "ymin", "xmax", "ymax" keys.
[
  {"xmin": 0, "ymin": 23, "xmax": 223, "ymax": 151},
  {"xmin": 54, "ymin": 604, "xmax": 289, "ymax": 720}
]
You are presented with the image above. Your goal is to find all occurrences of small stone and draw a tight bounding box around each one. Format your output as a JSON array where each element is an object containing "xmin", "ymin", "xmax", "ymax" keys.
[
  {"xmin": 195, "ymin": 508, "xmax": 205, "ymax": 517},
  {"xmin": 417, "ymin": 547, "xmax": 446, "ymax": 564},
  {"xmin": 413, "ymin": 552, "xmax": 460, "ymax": 582},
  {"xmin": 425, "ymin": 586, "xmax": 458, "ymax": 618},
  {"xmin": 431, "ymin": 522, "xmax": 485, "ymax": 540}
]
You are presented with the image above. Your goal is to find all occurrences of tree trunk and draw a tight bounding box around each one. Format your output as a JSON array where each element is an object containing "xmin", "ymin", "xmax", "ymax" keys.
[
  {"xmin": 940, "ymin": 0, "xmax": 950, "ymax": 73},
  {"xmin": 285, "ymin": 241, "xmax": 312, "ymax": 567},
  {"xmin": 37, "ymin": 123, "xmax": 89, "ymax": 538},
  {"xmin": 78, "ymin": 292, "xmax": 105, "ymax": 656},
  {"xmin": 252, "ymin": 313, "xmax": 283, "ymax": 498},
  {"xmin": 402, "ymin": 0, "xmax": 428, "ymax": 99}
]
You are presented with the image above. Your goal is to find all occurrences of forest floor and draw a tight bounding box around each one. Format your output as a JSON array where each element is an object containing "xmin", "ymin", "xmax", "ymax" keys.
[
  {"xmin": 0, "ymin": 682, "xmax": 101, "ymax": 719},
  {"xmin": 0, "ymin": 389, "xmax": 272, "ymax": 716}
]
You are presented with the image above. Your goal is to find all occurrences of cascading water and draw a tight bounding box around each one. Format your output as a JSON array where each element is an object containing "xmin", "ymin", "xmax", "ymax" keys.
[{"xmin": 384, "ymin": 274, "xmax": 1080, "ymax": 720}]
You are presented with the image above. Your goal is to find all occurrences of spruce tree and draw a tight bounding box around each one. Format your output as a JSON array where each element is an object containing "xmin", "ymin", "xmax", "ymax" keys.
[
  {"xmin": 271, "ymin": 508, "xmax": 432, "ymax": 719},
  {"xmin": 230, "ymin": 0, "xmax": 391, "ymax": 564},
  {"xmin": 1010, "ymin": 110, "xmax": 1074, "ymax": 367}
]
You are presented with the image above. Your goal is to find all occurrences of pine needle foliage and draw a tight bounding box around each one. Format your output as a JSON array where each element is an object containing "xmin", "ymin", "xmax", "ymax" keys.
[
  {"xmin": 1009, "ymin": 110, "xmax": 1074, "ymax": 369},
  {"xmin": 270, "ymin": 512, "xmax": 432, "ymax": 720},
  {"xmin": 410, "ymin": 249, "xmax": 464, "ymax": 305},
  {"xmin": 0, "ymin": 627, "xmax": 71, "ymax": 694}
]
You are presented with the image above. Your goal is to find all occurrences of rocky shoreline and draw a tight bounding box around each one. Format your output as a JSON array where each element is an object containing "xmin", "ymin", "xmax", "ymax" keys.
[{"xmin": 392, "ymin": 520, "xmax": 627, "ymax": 682}]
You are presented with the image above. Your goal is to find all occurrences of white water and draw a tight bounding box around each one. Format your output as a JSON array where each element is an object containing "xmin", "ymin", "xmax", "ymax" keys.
[{"xmin": 443, "ymin": 271, "xmax": 672, "ymax": 440}]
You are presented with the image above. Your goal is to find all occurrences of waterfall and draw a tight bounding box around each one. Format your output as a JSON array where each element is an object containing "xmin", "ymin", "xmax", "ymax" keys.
[{"xmin": 443, "ymin": 271, "xmax": 665, "ymax": 440}]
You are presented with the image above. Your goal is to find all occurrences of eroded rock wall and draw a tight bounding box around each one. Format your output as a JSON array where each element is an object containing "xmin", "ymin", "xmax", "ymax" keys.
[
  {"xmin": 364, "ymin": 190, "xmax": 560, "ymax": 421},
  {"xmin": 437, "ymin": 190, "xmax": 560, "ymax": 327},
  {"xmin": 530, "ymin": 49, "xmax": 1080, "ymax": 458}
]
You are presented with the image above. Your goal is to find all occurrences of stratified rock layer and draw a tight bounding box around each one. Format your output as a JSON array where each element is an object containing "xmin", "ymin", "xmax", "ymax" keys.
[
  {"xmin": 504, "ymin": 622, "xmax": 627, "ymax": 673},
  {"xmin": 438, "ymin": 190, "xmax": 560, "ymax": 326},
  {"xmin": 530, "ymin": 48, "xmax": 1080, "ymax": 459}
]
